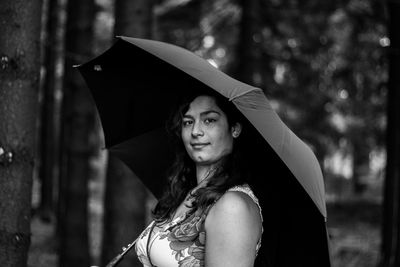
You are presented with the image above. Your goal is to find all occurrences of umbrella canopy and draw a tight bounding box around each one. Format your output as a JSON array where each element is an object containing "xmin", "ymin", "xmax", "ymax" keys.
[{"xmin": 77, "ymin": 36, "xmax": 331, "ymax": 267}]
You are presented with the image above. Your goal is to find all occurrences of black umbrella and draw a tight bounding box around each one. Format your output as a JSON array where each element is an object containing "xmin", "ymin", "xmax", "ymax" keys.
[{"xmin": 77, "ymin": 36, "xmax": 331, "ymax": 267}]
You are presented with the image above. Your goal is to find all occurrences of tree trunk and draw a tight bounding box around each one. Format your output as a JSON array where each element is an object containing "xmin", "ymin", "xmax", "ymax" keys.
[
  {"xmin": 0, "ymin": 0, "xmax": 43, "ymax": 266},
  {"xmin": 101, "ymin": 157, "xmax": 148, "ymax": 267},
  {"xmin": 101, "ymin": 1, "xmax": 154, "ymax": 266},
  {"xmin": 230, "ymin": 0, "xmax": 261, "ymax": 85},
  {"xmin": 36, "ymin": 0, "xmax": 65, "ymax": 223},
  {"xmin": 351, "ymin": 131, "xmax": 370, "ymax": 195},
  {"xmin": 114, "ymin": 0, "xmax": 154, "ymax": 38},
  {"xmin": 379, "ymin": 0, "xmax": 400, "ymax": 266},
  {"xmin": 58, "ymin": 0, "xmax": 96, "ymax": 266}
]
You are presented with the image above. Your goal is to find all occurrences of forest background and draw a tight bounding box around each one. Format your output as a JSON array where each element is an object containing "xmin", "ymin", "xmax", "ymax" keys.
[{"xmin": 0, "ymin": 0, "xmax": 399, "ymax": 267}]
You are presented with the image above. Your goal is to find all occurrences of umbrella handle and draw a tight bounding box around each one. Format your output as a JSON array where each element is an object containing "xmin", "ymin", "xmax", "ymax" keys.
[{"xmin": 90, "ymin": 238, "xmax": 138, "ymax": 267}]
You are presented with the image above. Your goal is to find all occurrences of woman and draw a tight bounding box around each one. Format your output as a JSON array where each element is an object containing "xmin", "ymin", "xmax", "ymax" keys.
[{"xmin": 135, "ymin": 92, "xmax": 263, "ymax": 267}]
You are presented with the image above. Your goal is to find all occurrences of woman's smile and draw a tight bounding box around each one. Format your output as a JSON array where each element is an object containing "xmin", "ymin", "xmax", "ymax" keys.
[{"xmin": 190, "ymin": 142, "xmax": 210, "ymax": 149}]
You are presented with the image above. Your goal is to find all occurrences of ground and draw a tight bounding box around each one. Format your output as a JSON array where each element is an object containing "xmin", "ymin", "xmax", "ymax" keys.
[{"xmin": 327, "ymin": 200, "xmax": 381, "ymax": 267}]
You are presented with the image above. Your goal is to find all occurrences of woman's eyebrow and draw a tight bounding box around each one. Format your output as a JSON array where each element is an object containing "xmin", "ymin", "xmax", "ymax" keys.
[
  {"xmin": 182, "ymin": 114, "xmax": 193, "ymax": 119},
  {"xmin": 200, "ymin": 110, "xmax": 221, "ymax": 116},
  {"xmin": 183, "ymin": 110, "xmax": 220, "ymax": 118}
]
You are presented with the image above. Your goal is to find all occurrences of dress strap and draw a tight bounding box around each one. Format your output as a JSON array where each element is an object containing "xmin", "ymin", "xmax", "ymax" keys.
[
  {"xmin": 228, "ymin": 184, "xmax": 263, "ymax": 223},
  {"xmin": 228, "ymin": 184, "xmax": 263, "ymax": 255}
]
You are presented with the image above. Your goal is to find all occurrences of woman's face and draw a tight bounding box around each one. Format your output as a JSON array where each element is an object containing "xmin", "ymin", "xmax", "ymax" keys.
[{"xmin": 181, "ymin": 95, "xmax": 239, "ymax": 166}]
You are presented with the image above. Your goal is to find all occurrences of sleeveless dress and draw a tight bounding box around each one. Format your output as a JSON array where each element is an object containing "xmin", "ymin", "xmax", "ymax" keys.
[{"xmin": 135, "ymin": 184, "xmax": 263, "ymax": 267}]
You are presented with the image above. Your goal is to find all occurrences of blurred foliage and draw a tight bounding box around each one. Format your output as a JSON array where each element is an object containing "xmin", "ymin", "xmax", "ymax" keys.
[
  {"xmin": 153, "ymin": 0, "xmax": 388, "ymax": 190},
  {"xmin": 93, "ymin": 0, "xmax": 388, "ymax": 191}
]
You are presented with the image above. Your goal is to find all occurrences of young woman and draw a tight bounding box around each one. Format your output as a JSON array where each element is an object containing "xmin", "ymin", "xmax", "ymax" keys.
[{"xmin": 135, "ymin": 93, "xmax": 263, "ymax": 267}]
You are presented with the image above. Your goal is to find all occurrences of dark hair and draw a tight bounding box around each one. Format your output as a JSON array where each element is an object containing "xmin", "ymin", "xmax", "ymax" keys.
[{"xmin": 152, "ymin": 91, "xmax": 249, "ymax": 222}]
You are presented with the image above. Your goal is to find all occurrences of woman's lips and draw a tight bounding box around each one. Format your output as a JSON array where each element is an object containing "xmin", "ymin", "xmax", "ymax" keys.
[{"xmin": 191, "ymin": 143, "xmax": 209, "ymax": 149}]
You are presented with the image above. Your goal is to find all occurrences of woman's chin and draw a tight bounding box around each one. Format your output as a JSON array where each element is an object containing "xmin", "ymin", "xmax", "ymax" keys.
[
  {"xmin": 193, "ymin": 157, "xmax": 221, "ymax": 167},
  {"xmin": 191, "ymin": 155, "xmax": 211, "ymax": 165},
  {"xmin": 193, "ymin": 158, "xmax": 208, "ymax": 165}
]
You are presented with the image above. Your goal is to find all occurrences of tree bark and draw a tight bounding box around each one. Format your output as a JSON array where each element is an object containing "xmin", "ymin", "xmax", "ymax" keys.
[
  {"xmin": 0, "ymin": 0, "xmax": 43, "ymax": 266},
  {"xmin": 379, "ymin": 0, "xmax": 400, "ymax": 266},
  {"xmin": 101, "ymin": 1, "xmax": 154, "ymax": 267},
  {"xmin": 114, "ymin": 0, "xmax": 154, "ymax": 38},
  {"xmin": 101, "ymin": 157, "xmax": 148, "ymax": 267},
  {"xmin": 58, "ymin": 0, "xmax": 96, "ymax": 266},
  {"xmin": 351, "ymin": 130, "xmax": 370, "ymax": 195},
  {"xmin": 230, "ymin": 0, "xmax": 261, "ymax": 85},
  {"xmin": 36, "ymin": 0, "xmax": 65, "ymax": 222}
]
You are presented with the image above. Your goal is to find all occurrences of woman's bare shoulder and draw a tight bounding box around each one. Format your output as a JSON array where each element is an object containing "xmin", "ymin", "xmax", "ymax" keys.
[
  {"xmin": 204, "ymin": 190, "xmax": 262, "ymax": 234},
  {"xmin": 203, "ymin": 190, "xmax": 262, "ymax": 267}
]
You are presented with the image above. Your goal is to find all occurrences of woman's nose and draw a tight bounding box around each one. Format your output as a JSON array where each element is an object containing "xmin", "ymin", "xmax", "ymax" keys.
[{"xmin": 191, "ymin": 121, "xmax": 204, "ymax": 137}]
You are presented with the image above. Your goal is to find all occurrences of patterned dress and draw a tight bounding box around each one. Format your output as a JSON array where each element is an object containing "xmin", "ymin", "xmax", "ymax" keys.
[{"xmin": 135, "ymin": 184, "xmax": 263, "ymax": 267}]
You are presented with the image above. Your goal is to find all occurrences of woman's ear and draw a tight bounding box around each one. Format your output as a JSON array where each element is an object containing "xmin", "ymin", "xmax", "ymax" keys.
[{"xmin": 231, "ymin": 123, "xmax": 242, "ymax": 138}]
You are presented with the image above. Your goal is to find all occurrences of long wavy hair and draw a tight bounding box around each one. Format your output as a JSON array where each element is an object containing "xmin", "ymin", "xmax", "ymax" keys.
[{"xmin": 152, "ymin": 91, "xmax": 250, "ymax": 222}]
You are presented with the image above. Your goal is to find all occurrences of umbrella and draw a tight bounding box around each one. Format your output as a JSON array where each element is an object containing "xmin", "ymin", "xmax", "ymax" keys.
[{"xmin": 77, "ymin": 36, "xmax": 331, "ymax": 267}]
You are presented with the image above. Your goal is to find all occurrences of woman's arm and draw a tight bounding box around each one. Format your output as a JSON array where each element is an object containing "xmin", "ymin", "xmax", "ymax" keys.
[{"xmin": 204, "ymin": 191, "xmax": 262, "ymax": 267}]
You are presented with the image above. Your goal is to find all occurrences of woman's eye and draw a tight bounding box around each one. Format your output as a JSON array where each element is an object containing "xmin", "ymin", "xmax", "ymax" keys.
[
  {"xmin": 204, "ymin": 118, "xmax": 216, "ymax": 124},
  {"xmin": 182, "ymin": 120, "xmax": 193, "ymax": 127}
]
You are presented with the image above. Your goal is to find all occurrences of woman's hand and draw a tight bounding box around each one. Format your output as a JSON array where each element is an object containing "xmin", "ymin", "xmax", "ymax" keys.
[{"xmin": 204, "ymin": 191, "xmax": 262, "ymax": 267}]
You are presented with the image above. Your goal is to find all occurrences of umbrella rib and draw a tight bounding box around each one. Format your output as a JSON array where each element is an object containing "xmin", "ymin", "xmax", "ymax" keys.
[{"xmin": 228, "ymin": 87, "xmax": 260, "ymax": 101}]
